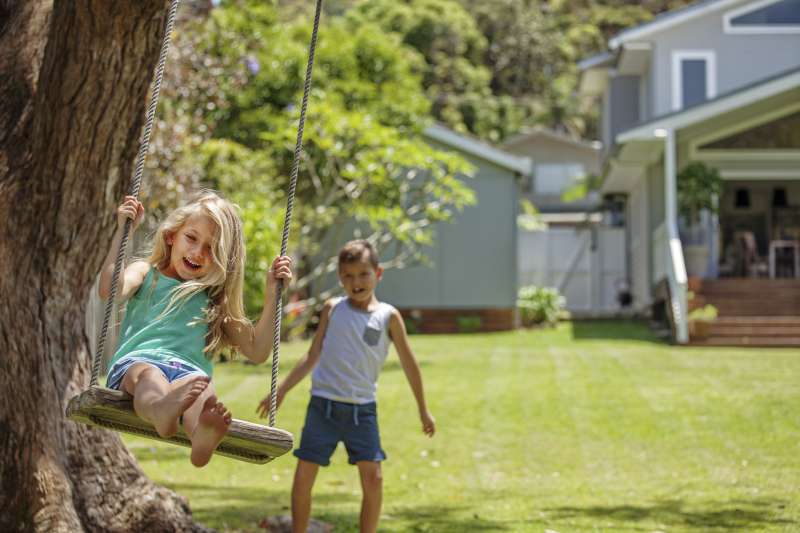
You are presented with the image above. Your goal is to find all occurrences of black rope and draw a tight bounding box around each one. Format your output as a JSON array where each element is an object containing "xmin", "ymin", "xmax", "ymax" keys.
[
  {"xmin": 269, "ymin": 0, "xmax": 324, "ymax": 427},
  {"xmin": 91, "ymin": 0, "xmax": 181, "ymax": 386}
]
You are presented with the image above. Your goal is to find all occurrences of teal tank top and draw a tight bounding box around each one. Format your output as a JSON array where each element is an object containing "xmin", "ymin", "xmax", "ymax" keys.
[{"xmin": 108, "ymin": 266, "xmax": 213, "ymax": 377}]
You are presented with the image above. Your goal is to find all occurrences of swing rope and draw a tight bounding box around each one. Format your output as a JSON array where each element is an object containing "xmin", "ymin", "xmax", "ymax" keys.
[
  {"xmin": 91, "ymin": 0, "xmax": 181, "ymax": 388},
  {"xmin": 269, "ymin": 0, "xmax": 323, "ymax": 428}
]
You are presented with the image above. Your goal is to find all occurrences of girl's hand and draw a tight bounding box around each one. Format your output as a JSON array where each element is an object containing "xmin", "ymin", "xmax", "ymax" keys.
[
  {"xmin": 267, "ymin": 255, "xmax": 293, "ymax": 293},
  {"xmin": 117, "ymin": 196, "xmax": 144, "ymax": 231}
]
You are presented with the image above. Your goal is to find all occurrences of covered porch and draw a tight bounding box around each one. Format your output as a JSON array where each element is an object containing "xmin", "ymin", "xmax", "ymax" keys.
[{"xmin": 605, "ymin": 68, "xmax": 800, "ymax": 344}]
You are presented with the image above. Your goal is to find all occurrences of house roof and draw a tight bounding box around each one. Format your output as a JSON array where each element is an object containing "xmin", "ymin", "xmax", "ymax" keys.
[
  {"xmin": 608, "ymin": 0, "xmax": 743, "ymax": 49},
  {"xmin": 577, "ymin": 51, "xmax": 615, "ymax": 71},
  {"xmin": 503, "ymin": 127, "xmax": 602, "ymax": 152},
  {"xmin": 617, "ymin": 65, "xmax": 800, "ymax": 143},
  {"xmin": 423, "ymin": 124, "xmax": 532, "ymax": 176}
]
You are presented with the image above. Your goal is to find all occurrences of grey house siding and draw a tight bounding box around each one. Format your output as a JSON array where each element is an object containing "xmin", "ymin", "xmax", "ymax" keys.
[
  {"xmin": 647, "ymin": 0, "xmax": 800, "ymax": 116},
  {"xmin": 608, "ymin": 76, "xmax": 641, "ymax": 146},
  {"xmin": 377, "ymin": 153, "xmax": 519, "ymax": 309}
]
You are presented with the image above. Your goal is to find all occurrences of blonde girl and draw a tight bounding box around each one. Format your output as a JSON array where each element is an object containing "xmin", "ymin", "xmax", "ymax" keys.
[{"xmin": 99, "ymin": 190, "xmax": 292, "ymax": 467}]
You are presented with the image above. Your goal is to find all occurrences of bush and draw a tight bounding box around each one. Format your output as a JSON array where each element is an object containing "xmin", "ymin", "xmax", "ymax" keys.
[
  {"xmin": 688, "ymin": 304, "xmax": 718, "ymax": 322},
  {"xmin": 456, "ymin": 315, "xmax": 482, "ymax": 333},
  {"xmin": 517, "ymin": 286, "xmax": 565, "ymax": 327}
]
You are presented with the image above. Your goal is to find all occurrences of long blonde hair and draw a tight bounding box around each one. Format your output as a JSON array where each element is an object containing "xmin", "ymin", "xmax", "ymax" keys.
[{"xmin": 147, "ymin": 190, "xmax": 248, "ymax": 356}]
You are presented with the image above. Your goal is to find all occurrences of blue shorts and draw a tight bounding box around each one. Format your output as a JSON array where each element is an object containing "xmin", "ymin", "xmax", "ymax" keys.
[
  {"xmin": 294, "ymin": 396, "xmax": 386, "ymax": 466},
  {"xmin": 106, "ymin": 356, "xmax": 207, "ymax": 391}
]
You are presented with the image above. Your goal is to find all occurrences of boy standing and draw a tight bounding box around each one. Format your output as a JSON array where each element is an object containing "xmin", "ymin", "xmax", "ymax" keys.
[{"xmin": 258, "ymin": 239, "xmax": 435, "ymax": 533}]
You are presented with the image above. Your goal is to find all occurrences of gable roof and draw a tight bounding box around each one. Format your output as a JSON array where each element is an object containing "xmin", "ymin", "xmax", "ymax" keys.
[
  {"xmin": 609, "ymin": 0, "xmax": 743, "ymax": 49},
  {"xmin": 423, "ymin": 124, "xmax": 532, "ymax": 176},
  {"xmin": 503, "ymin": 127, "xmax": 602, "ymax": 152}
]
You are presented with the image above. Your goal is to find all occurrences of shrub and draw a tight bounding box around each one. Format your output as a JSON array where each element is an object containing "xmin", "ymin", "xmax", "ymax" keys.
[
  {"xmin": 456, "ymin": 315, "xmax": 482, "ymax": 333},
  {"xmin": 517, "ymin": 286, "xmax": 565, "ymax": 327},
  {"xmin": 688, "ymin": 304, "xmax": 718, "ymax": 322}
]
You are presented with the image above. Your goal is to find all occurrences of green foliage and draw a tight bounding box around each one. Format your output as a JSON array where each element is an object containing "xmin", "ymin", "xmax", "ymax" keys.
[
  {"xmin": 517, "ymin": 198, "xmax": 545, "ymax": 231},
  {"xmin": 517, "ymin": 285, "xmax": 566, "ymax": 326},
  {"xmin": 677, "ymin": 161, "xmax": 723, "ymax": 224},
  {"xmin": 349, "ymin": 0, "xmax": 519, "ymax": 141},
  {"xmin": 560, "ymin": 172, "xmax": 601, "ymax": 203},
  {"xmin": 688, "ymin": 304, "xmax": 718, "ymax": 322},
  {"xmin": 455, "ymin": 315, "xmax": 482, "ymax": 333}
]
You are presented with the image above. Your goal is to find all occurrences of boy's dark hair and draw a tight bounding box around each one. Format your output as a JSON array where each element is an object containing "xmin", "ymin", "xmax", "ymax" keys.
[{"xmin": 338, "ymin": 239, "xmax": 379, "ymax": 269}]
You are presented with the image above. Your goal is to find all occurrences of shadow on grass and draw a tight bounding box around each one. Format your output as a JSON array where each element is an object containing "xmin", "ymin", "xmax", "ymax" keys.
[
  {"xmin": 167, "ymin": 482, "xmax": 515, "ymax": 532},
  {"xmin": 384, "ymin": 504, "xmax": 514, "ymax": 532},
  {"xmin": 569, "ymin": 320, "xmax": 666, "ymax": 344},
  {"xmin": 542, "ymin": 498, "xmax": 794, "ymax": 531},
  {"xmin": 167, "ymin": 481, "xmax": 360, "ymax": 530}
]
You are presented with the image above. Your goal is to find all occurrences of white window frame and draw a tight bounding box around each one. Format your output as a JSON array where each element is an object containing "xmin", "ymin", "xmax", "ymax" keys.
[
  {"xmin": 724, "ymin": 0, "xmax": 800, "ymax": 34},
  {"xmin": 671, "ymin": 50, "xmax": 717, "ymax": 111}
]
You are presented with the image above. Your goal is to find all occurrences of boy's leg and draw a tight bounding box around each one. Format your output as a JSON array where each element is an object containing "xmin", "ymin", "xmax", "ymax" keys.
[
  {"xmin": 356, "ymin": 461, "xmax": 382, "ymax": 533},
  {"xmin": 291, "ymin": 459, "xmax": 320, "ymax": 533},
  {"xmin": 121, "ymin": 363, "xmax": 209, "ymax": 438},
  {"xmin": 181, "ymin": 382, "xmax": 232, "ymax": 468}
]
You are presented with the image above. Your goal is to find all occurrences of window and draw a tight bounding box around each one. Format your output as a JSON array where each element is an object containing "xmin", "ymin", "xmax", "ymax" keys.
[
  {"xmin": 534, "ymin": 164, "xmax": 586, "ymax": 195},
  {"xmin": 671, "ymin": 51, "xmax": 716, "ymax": 111},
  {"xmin": 725, "ymin": 0, "xmax": 800, "ymax": 33}
]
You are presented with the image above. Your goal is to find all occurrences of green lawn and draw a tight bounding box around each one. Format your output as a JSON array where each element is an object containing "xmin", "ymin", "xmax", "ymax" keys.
[{"xmin": 126, "ymin": 321, "xmax": 800, "ymax": 532}]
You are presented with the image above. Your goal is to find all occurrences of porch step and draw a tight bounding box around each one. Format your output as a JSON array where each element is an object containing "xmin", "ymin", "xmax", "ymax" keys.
[
  {"xmin": 690, "ymin": 337, "xmax": 800, "ymax": 347},
  {"xmin": 689, "ymin": 278, "xmax": 800, "ymax": 316},
  {"xmin": 690, "ymin": 316, "xmax": 800, "ymax": 346},
  {"xmin": 707, "ymin": 317, "xmax": 800, "ymax": 337},
  {"xmin": 690, "ymin": 299, "xmax": 800, "ymax": 316}
]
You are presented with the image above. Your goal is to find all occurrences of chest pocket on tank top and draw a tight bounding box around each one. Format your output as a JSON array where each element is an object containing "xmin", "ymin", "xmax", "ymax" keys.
[
  {"xmin": 362, "ymin": 326, "xmax": 381, "ymax": 347},
  {"xmin": 362, "ymin": 312, "xmax": 383, "ymax": 347}
]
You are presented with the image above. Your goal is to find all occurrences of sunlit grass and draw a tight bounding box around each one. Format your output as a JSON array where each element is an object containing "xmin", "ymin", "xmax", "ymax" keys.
[{"xmin": 127, "ymin": 321, "xmax": 800, "ymax": 532}]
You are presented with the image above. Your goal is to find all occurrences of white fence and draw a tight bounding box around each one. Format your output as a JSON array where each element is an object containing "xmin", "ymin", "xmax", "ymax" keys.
[{"xmin": 518, "ymin": 226, "xmax": 627, "ymax": 315}]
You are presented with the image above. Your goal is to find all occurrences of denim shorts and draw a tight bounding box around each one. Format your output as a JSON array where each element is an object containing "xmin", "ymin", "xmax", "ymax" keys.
[
  {"xmin": 106, "ymin": 355, "xmax": 208, "ymax": 391},
  {"xmin": 294, "ymin": 395, "xmax": 386, "ymax": 466}
]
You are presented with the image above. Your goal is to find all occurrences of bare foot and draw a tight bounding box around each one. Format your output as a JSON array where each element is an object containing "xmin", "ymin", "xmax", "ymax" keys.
[
  {"xmin": 190, "ymin": 396, "xmax": 232, "ymax": 467},
  {"xmin": 150, "ymin": 376, "xmax": 209, "ymax": 438}
]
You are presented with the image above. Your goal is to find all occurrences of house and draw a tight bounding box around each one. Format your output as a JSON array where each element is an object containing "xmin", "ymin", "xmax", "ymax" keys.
[
  {"xmin": 375, "ymin": 124, "xmax": 532, "ymax": 333},
  {"xmin": 579, "ymin": 0, "xmax": 800, "ymax": 344}
]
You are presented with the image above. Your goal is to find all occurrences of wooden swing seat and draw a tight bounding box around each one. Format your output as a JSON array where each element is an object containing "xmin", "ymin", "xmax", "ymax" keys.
[{"xmin": 67, "ymin": 387, "xmax": 293, "ymax": 464}]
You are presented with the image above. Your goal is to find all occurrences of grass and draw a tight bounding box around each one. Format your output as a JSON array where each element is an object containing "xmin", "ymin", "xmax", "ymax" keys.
[{"xmin": 125, "ymin": 321, "xmax": 800, "ymax": 532}]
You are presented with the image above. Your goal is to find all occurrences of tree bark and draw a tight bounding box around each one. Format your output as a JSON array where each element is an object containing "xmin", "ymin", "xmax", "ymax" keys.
[{"xmin": 0, "ymin": 2, "xmax": 212, "ymax": 531}]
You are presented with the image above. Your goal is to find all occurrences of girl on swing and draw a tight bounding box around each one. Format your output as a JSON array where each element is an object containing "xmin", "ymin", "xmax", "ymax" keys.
[{"xmin": 99, "ymin": 191, "xmax": 292, "ymax": 467}]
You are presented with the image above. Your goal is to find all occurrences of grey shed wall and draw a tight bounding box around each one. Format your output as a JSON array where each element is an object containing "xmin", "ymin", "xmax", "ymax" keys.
[{"xmin": 377, "ymin": 144, "xmax": 519, "ymax": 310}]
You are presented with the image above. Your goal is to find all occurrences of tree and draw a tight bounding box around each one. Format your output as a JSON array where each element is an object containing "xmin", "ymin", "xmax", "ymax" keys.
[
  {"xmin": 0, "ymin": 2, "xmax": 211, "ymax": 530},
  {"xmin": 348, "ymin": 0, "xmax": 521, "ymax": 141}
]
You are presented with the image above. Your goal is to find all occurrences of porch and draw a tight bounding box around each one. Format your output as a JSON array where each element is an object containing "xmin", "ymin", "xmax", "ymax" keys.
[
  {"xmin": 683, "ymin": 180, "xmax": 800, "ymax": 281},
  {"xmin": 609, "ymin": 69, "xmax": 800, "ymax": 344}
]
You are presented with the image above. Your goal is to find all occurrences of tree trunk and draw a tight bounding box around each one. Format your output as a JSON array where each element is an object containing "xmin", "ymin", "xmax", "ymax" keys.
[{"xmin": 0, "ymin": 2, "xmax": 212, "ymax": 531}]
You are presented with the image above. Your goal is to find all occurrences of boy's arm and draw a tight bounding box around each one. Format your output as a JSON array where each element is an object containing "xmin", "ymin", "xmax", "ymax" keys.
[
  {"xmin": 257, "ymin": 300, "xmax": 333, "ymax": 417},
  {"xmin": 225, "ymin": 256, "xmax": 292, "ymax": 363},
  {"xmin": 389, "ymin": 310, "xmax": 436, "ymax": 437}
]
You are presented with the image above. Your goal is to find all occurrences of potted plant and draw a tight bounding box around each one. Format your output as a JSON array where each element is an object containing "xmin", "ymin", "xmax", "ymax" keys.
[
  {"xmin": 688, "ymin": 304, "xmax": 718, "ymax": 340},
  {"xmin": 677, "ymin": 162, "xmax": 722, "ymax": 278}
]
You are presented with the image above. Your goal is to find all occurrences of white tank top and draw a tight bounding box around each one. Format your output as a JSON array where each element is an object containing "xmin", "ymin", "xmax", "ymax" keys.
[{"xmin": 311, "ymin": 297, "xmax": 395, "ymax": 404}]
